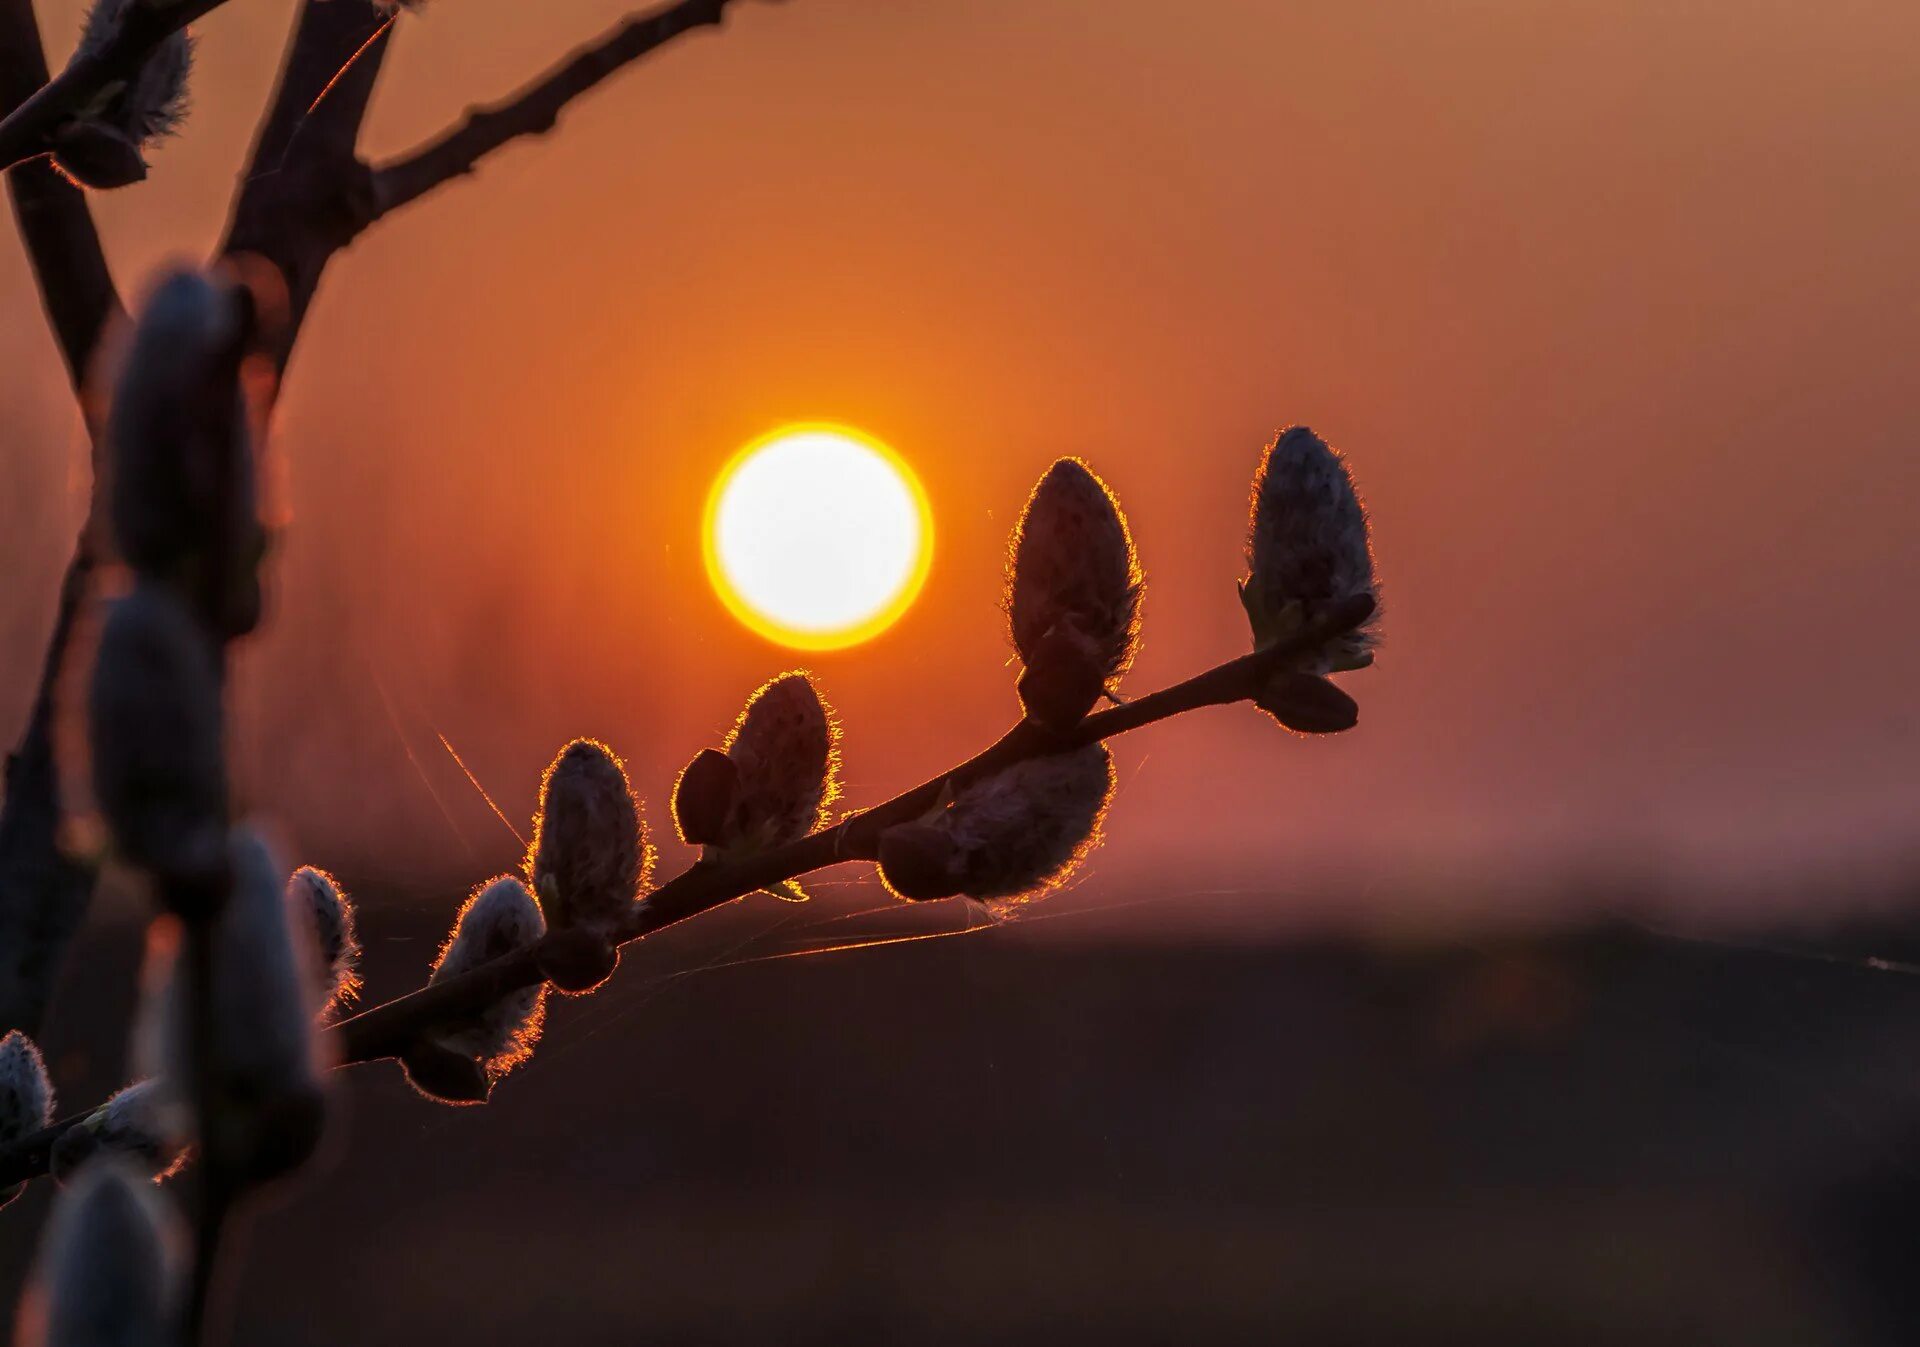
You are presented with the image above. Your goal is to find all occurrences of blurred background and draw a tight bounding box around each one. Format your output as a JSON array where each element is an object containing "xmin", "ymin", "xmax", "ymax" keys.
[{"xmin": 3, "ymin": 0, "xmax": 1919, "ymax": 1341}]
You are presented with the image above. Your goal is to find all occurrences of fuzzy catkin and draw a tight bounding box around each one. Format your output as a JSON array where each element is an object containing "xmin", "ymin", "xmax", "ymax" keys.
[
  {"xmin": 17, "ymin": 1159, "xmax": 182, "ymax": 1347},
  {"xmin": 133, "ymin": 828, "xmax": 327, "ymax": 1143},
  {"xmin": 88, "ymin": 581, "xmax": 228, "ymax": 889},
  {"xmin": 287, "ymin": 867, "xmax": 360, "ymax": 1016},
  {"xmin": 77, "ymin": 0, "xmax": 192, "ymax": 141},
  {"xmin": 0, "ymin": 1032, "xmax": 53, "ymax": 1148},
  {"xmin": 1007, "ymin": 459, "xmax": 1142, "ymax": 684},
  {"xmin": 51, "ymin": 1081, "xmax": 188, "ymax": 1185},
  {"xmin": 49, "ymin": 0, "xmax": 192, "ymax": 189},
  {"xmin": 882, "ymin": 746, "xmax": 1115, "ymax": 909},
  {"xmin": 0, "ymin": 1032, "xmax": 54, "ymax": 1209},
  {"xmin": 526, "ymin": 741, "xmax": 647, "ymax": 936},
  {"xmin": 428, "ymin": 876, "xmax": 547, "ymax": 1077},
  {"xmin": 719, "ymin": 673, "xmax": 838, "ymax": 850},
  {"xmin": 1243, "ymin": 426, "xmax": 1378, "ymax": 673},
  {"xmin": 106, "ymin": 268, "xmax": 262, "ymax": 639}
]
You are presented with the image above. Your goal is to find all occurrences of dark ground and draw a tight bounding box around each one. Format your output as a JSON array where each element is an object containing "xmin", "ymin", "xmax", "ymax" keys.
[{"xmin": 6, "ymin": 884, "xmax": 1920, "ymax": 1346}]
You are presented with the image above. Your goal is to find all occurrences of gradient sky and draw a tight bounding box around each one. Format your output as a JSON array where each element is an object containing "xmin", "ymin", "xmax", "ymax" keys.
[{"xmin": 3, "ymin": 0, "xmax": 1917, "ymax": 917}]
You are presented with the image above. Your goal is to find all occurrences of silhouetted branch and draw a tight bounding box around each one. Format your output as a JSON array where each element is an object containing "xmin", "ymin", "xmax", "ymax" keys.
[
  {"xmin": 0, "ymin": 0, "xmax": 233, "ymax": 172},
  {"xmin": 0, "ymin": 595, "xmax": 1370, "ymax": 1187},
  {"xmin": 220, "ymin": 0, "xmax": 395, "ymax": 372},
  {"xmin": 0, "ymin": 0, "xmax": 124, "ymax": 1037},
  {"xmin": 340, "ymin": 595, "xmax": 1373, "ymax": 1061},
  {"xmin": 369, "ymin": 0, "xmax": 747, "ymax": 218}
]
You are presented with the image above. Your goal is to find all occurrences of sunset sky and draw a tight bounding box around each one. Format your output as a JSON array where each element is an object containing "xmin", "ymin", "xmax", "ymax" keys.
[{"xmin": 2, "ymin": 0, "xmax": 1916, "ymax": 919}]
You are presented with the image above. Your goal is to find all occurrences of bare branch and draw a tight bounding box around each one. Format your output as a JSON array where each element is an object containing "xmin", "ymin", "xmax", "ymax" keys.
[
  {"xmin": 0, "ymin": 0, "xmax": 124, "ymax": 411},
  {"xmin": 219, "ymin": 0, "xmax": 396, "ymax": 373},
  {"xmin": 0, "ymin": 539, "xmax": 100, "ymax": 1037},
  {"xmin": 0, "ymin": 0, "xmax": 123, "ymax": 1036},
  {"xmin": 369, "ymin": 0, "xmax": 744, "ymax": 219},
  {"xmin": 0, "ymin": 0, "xmax": 234, "ymax": 172}
]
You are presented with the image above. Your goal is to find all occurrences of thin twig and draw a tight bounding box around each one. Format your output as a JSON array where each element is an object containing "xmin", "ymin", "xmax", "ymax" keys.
[{"xmin": 369, "ymin": 0, "xmax": 741, "ymax": 218}]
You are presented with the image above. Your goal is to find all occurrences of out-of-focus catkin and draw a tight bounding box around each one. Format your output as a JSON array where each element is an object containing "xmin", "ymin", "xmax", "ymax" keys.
[
  {"xmin": 0, "ymin": 1032, "xmax": 54, "ymax": 1210},
  {"xmin": 15, "ymin": 1158, "xmax": 182, "ymax": 1347}
]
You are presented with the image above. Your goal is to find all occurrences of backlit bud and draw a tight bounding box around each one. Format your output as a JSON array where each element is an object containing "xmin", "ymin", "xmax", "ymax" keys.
[
  {"xmin": 133, "ymin": 828, "xmax": 328, "ymax": 1183},
  {"xmin": 880, "ymin": 746, "xmax": 1115, "ymax": 912},
  {"xmin": 16, "ymin": 1159, "xmax": 182, "ymax": 1347},
  {"xmin": 1242, "ymin": 426, "xmax": 1378, "ymax": 673},
  {"xmin": 0, "ymin": 1032, "xmax": 54, "ymax": 1210},
  {"xmin": 1254, "ymin": 672, "xmax": 1360, "ymax": 735},
  {"xmin": 1007, "ymin": 460, "xmax": 1141, "ymax": 725},
  {"xmin": 50, "ymin": 1081, "xmax": 189, "ymax": 1184},
  {"xmin": 88, "ymin": 580, "xmax": 228, "ymax": 901},
  {"xmin": 671, "ymin": 748, "xmax": 737, "ymax": 847},
  {"xmin": 106, "ymin": 267, "xmax": 263, "ymax": 638},
  {"xmin": 417, "ymin": 876, "xmax": 546, "ymax": 1091},
  {"xmin": 286, "ymin": 867, "xmax": 360, "ymax": 1017},
  {"xmin": 50, "ymin": 0, "xmax": 191, "ymax": 190},
  {"xmin": 715, "ymin": 673, "xmax": 838, "ymax": 853},
  {"xmin": 875, "ymin": 822, "xmax": 964, "ymax": 902},
  {"xmin": 526, "ymin": 741, "xmax": 647, "ymax": 938}
]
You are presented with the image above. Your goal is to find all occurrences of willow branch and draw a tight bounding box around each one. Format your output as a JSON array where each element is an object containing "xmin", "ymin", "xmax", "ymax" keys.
[
  {"xmin": 219, "ymin": 0, "xmax": 396, "ymax": 373},
  {"xmin": 0, "ymin": 0, "xmax": 235, "ymax": 171},
  {"xmin": 368, "ymin": 0, "xmax": 747, "ymax": 219},
  {"xmin": 0, "ymin": 596, "xmax": 1370, "ymax": 1186},
  {"xmin": 338, "ymin": 594, "xmax": 1374, "ymax": 1062},
  {"xmin": 0, "ymin": 0, "xmax": 124, "ymax": 1036}
]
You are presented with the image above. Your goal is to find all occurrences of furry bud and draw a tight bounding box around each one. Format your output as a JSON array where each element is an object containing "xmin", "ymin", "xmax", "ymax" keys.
[
  {"xmin": 399, "ymin": 1040, "xmax": 491, "ymax": 1106},
  {"xmin": 0, "ymin": 1032, "xmax": 55, "ymax": 1210},
  {"xmin": 417, "ymin": 876, "xmax": 546, "ymax": 1089},
  {"xmin": 107, "ymin": 266, "xmax": 263, "ymax": 638},
  {"xmin": 286, "ymin": 867, "xmax": 360, "ymax": 1017},
  {"xmin": 671, "ymin": 748, "xmax": 737, "ymax": 847},
  {"xmin": 1014, "ymin": 623, "xmax": 1109, "ymax": 733},
  {"xmin": 88, "ymin": 580, "xmax": 228, "ymax": 900},
  {"xmin": 881, "ymin": 746, "xmax": 1115, "ymax": 910},
  {"xmin": 50, "ymin": 1082, "xmax": 188, "ymax": 1185},
  {"xmin": 533, "ymin": 926, "xmax": 619, "ymax": 995},
  {"xmin": 526, "ymin": 741, "xmax": 647, "ymax": 938},
  {"xmin": 133, "ymin": 828, "xmax": 328, "ymax": 1184},
  {"xmin": 1255, "ymin": 672, "xmax": 1360, "ymax": 735},
  {"xmin": 51, "ymin": 0, "xmax": 191, "ymax": 190},
  {"xmin": 875, "ymin": 822, "xmax": 964, "ymax": 901},
  {"xmin": 15, "ymin": 1159, "xmax": 183, "ymax": 1347},
  {"xmin": 1242, "ymin": 426, "xmax": 1378, "ymax": 673},
  {"xmin": 1007, "ymin": 460, "xmax": 1142, "ymax": 721},
  {"xmin": 712, "ymin": 674, "xmax": 838, "ymax": 854}
]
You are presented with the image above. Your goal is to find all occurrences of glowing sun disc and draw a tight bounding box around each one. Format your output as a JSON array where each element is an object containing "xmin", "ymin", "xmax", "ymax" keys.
[{"xmin": 703, "ymin": 424, "xmax": 933, "ymax": 650}]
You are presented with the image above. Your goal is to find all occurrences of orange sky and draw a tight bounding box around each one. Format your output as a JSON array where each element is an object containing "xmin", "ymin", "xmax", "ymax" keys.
[{"xmin": 3, "ymin": 0, "xmax": 1917, "ymax": 914}]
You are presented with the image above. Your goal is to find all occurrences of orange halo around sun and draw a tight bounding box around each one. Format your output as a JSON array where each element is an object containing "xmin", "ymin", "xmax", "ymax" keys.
[{"xmin": 702, "ymin": 423, "xmax": 934, "ymax": 651}]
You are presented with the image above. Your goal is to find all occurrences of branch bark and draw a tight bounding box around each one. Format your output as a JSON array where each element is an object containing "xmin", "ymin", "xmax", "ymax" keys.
[
  {"xmin": 219, "ymin": 0, "xmax": 396, "ymax": 373},
  {"xmin": 369, "ymin": 0, "xmax": 744, "ymax": 218},
  {"xmin": 0, "ymin": 0, "xmax": 125, "ymax": 1036}
]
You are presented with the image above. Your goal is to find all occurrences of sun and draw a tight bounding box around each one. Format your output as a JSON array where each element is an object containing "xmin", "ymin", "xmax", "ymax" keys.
[{"xmin": 703, "ymin": 424, "xmax": 934, "ymax": 651}]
